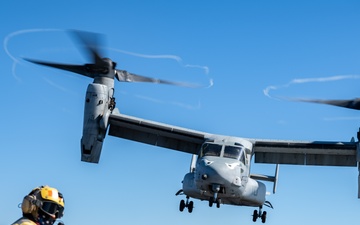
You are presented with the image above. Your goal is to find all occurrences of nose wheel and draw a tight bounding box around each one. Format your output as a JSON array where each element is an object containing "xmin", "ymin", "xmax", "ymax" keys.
[
  {"xmin": 208, "ymin": 184, "xmax": 222, "ymax": 208},
  {"xmin": 209, "ymin": 196, "xmax": 221, "ymax": 208}
]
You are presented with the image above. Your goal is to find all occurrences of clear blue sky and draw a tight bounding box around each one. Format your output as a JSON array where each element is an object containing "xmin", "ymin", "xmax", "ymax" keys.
[{"xmin": 1, "ymin": 1, "xmax": 360, "ymax": 224}]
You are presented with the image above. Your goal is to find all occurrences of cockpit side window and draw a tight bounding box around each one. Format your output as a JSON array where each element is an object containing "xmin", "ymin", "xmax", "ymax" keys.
[
  {"xmin": 239, "ymin": 151, "xmax": 246, "ymax": 165},
  {"xmin": 200, "ymin": 143, "xmax": 222, "ymax": 157}
]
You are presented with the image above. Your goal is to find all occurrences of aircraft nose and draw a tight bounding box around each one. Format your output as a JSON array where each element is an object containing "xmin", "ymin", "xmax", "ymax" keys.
[{"xmin": 199, "ymin": 158, "xmax": 234, "ymax": 184}]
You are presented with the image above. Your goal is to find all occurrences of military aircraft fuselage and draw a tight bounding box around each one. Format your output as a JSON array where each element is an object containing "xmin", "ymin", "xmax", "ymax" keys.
[{"xmin": 181, "ymin": 139, "xmax": 267, "ymax": 208}]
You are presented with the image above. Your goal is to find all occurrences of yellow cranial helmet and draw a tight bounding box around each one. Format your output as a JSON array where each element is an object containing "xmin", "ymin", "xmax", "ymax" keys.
[
  {"xmin": 22, "ymin": 185, "xmax": 65, "ymax": 219},
  {"xmin": 39, "ymin": 186, "xmax": 65, "ymax": 218}
]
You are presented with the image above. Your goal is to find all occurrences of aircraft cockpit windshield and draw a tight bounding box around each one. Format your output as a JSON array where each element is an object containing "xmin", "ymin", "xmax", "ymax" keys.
[
  {"xmin": 199, "ymin": 143, "xmax": 246, "ymax": 164},
  {"xmin": 224, "ymin": 146, "xmax": 246, "ymax": 164},
  {"xmin": 200, "ymin": 143, "xmax": 222, "ymax": 157}
]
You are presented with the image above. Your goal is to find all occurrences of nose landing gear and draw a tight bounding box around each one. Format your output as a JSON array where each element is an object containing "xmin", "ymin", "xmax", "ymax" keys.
[
  {"xmin": 209, "ymin": 196, "xmax": 221, "ymax": 208},
  {"xmin": 209, "ymin": 184, "xmax": 222, "ymax": 208}
]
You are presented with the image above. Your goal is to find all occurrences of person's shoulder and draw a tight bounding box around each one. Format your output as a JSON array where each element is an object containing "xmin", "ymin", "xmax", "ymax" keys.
[{"xmin": 11, "ymin": 217, "xmax": 37, "ymax": 225}]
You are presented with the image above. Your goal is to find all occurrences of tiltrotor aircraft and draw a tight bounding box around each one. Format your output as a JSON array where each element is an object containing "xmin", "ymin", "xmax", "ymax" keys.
[{"xmin": 24, "ymin": 30, "xmax": 360, "ymax": 223}]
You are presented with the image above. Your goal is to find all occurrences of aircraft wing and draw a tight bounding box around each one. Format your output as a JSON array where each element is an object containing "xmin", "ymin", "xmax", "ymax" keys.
[
  {"xmin": 108, "ymin": 109, "xmax": 359, "ymax": 167},
  {"xmin": 108, "ymin": 109, "xmax": 210, "ymax": 154},
  {"xmin": 252, "ymin": 139, "xmax": 358, "ymax": 167}
]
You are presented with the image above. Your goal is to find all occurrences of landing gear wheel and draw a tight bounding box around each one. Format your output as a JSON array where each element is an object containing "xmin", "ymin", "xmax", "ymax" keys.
[
  {"xmin": 179, "ymin": 200, "xmax": 185, "ymax": 212},
  {"xmin": 209, "ymin": 197, "xmax": 214, "ymax": 207},
  {"xmin": 216, "ymin": 198, "xmax": 221, "ymax": 208},
  {"xmin": 188, "ymin": 201, "xmax": 194, "ymax": 213},
  {"xmin": 261, "ymin": 211, "xmax": 267, "ymax": 223},
  {"xmin": 252, "ymin": 210, "xmax": 258, "ymax": 222}
]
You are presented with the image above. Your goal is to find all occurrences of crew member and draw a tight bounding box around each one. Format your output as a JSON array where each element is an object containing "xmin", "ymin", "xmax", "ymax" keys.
[{"xmin": 11, "ymin": 185, "xmax": 65, "ymax": 225}]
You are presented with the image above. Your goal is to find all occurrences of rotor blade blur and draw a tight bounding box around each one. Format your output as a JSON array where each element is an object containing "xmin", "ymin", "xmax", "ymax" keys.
[
  {"xmin": 68, "ymin": 29, "xmax": 105, "ymax": 65},
  {"xmin": 24, "ymin": 58, "xmax": 96, "ymax": 78},
  {"xmin": 115, "ymin": 69, "xmax": 201, "ymax": 88},
  {"xmin": 296, "ymin": 98, "xmax": 360, "ymax": 110}
]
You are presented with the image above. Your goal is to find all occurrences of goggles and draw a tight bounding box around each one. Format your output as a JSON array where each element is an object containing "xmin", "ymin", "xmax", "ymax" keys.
[{"xmin": 41, "ymin": 201, "xmax": 64, "ymax": 218}]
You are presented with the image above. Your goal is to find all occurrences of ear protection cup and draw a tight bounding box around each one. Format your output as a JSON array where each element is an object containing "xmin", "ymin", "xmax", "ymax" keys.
[
  {"xmin": 21, "ymin": 187, "xmax": 42, "ymax": 215},
  {"xmin": 21, "ymin": 195, "xmax": 38, "ymax": 214}
]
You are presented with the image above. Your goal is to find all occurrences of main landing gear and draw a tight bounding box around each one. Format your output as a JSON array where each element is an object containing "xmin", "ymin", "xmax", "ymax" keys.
[
  {"xmin": 179, "ymin": 196, "xmax": 194, "ymax": 213},
  {"xmin": 176, "ymin": 190, "xmax": 194, "ymax": 213},
  {"xmin": 252, "ymin": 201, "xmax": 273, "ymax": 223}
]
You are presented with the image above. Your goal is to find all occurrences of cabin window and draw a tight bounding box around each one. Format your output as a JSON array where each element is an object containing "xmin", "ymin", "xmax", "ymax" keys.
[{"xmin": 200, "ymin": 143, "xmax": 222, "ymax": 157}]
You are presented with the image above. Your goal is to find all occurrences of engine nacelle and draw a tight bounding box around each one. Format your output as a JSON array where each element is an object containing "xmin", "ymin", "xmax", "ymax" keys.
[{"xmin": 81, "ymin": 83, "xmax": 112, "ymax": 163}]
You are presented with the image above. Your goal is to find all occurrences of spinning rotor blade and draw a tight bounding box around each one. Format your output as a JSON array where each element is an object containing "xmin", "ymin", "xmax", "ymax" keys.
[
  {"xmin": 25, "ymin": 30, "xmax": 204, "ymax": 88},
  {"xmin": 24, "ymin": 58, "xmax": 96, "ymax": 78},
  {"xmin": 296, "ymin": 98, "xmax": 360, "ymax": 110},
  {"xmin": 68, "ymin": 29, "xmax": 105, "ymax": 65},
  {"xmin": 115, "ymin": 69, "xmax": 201, "ymax": 88}
]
